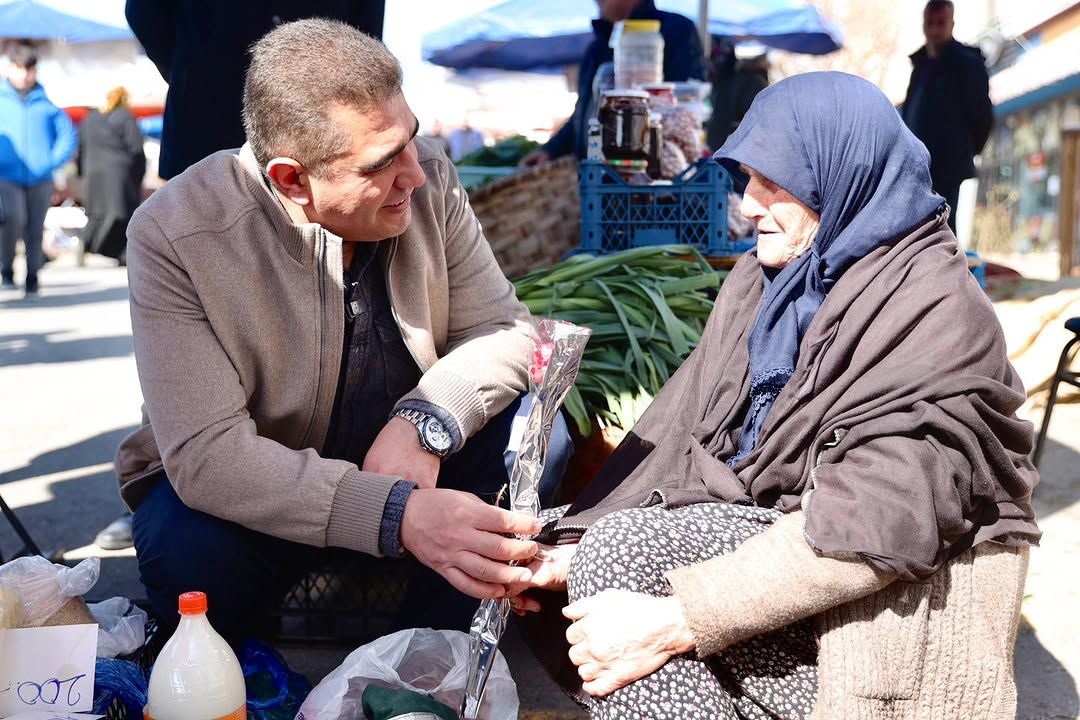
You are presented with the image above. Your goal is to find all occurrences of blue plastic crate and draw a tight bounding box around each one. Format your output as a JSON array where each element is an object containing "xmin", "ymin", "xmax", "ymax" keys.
[
  {"xmin": 966, "ymin": 250, "xmax": 986, "ymax": 289},
  {"xmin": 579, "ymin": 158, "xmax": 753, "ymax": 256}
]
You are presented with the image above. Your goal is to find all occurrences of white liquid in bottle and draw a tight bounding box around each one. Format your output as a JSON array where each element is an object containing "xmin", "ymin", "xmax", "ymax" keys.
[{"xmin": 145, "ymin": 591, "xmax": 247, "ymax": 720}]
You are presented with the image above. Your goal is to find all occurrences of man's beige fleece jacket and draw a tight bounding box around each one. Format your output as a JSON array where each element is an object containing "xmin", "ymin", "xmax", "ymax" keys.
[{"xmin": 115, "ymin": 137, "xmax": 532, "ymax": 556}]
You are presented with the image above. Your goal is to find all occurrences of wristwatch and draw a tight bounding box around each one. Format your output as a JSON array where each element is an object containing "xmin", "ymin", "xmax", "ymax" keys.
[{"xmin": 393, "ymin": 408, "xmax": 453, "ymax": 458}]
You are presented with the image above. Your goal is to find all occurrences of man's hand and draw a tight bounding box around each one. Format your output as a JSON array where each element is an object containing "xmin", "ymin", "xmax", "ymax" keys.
[
  {"xmin": 507, "ymin": 543, "xmax": 578, "ymax": 615},
  {"xmin": 401, "ymin": 488, "xmax": 542, "ymax": 599},
  {"xmin": 563, "ymin": 590, "xmax": 696, "ymax": 697},
  {"xmin": 519, "ymin": 148, "xmax": 551, "ymax": 168},
  {"xmin": 363, "ymin": 416, "xmax": 440, "ymax": 489}
]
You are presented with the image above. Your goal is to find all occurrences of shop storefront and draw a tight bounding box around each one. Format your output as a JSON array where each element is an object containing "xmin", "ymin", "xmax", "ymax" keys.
[{"xmin": 975, "ymin": 3, "xmax": 1080, "ymax": 277}]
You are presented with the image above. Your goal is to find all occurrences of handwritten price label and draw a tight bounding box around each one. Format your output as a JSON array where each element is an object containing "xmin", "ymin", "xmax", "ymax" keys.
[
  {"xmin": 0, "ymin": 625, "xmax": 97, "ymax": 716},
  {"xmin": 3, "ymin": 675, "xmax": 88, "ymax": 708}
]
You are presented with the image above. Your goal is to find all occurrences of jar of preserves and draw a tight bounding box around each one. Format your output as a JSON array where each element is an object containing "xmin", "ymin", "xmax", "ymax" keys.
[{"xmin": 599, "ymin": 90, "xmax": 650, "ymax": 162}]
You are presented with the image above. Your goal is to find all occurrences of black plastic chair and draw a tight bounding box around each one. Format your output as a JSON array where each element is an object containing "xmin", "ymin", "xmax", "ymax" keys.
[{"xmin": 1032, "ymin": 317, "xmax": 1080, "ymax": 468}]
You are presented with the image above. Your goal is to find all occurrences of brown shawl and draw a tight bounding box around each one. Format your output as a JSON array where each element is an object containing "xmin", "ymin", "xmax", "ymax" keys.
[{"xmin": 551, "ymin": 213, "xmax": 1039, "ymax": 581}]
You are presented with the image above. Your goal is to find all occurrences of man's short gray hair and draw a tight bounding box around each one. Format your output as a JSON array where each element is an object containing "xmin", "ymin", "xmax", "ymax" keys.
[{"xmin": 243, "ymin": 18, "xmax": 403, "ymax": 177}]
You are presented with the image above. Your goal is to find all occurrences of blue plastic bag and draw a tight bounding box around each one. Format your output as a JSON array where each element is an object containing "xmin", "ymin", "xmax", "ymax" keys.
[{"xmin": 241, "ymin": 640, "xmax": 313, "ymax": 720}]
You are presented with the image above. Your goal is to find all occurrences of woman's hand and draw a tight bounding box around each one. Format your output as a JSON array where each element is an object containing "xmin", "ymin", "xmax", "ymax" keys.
[
  {"xmin": 562, "ymin": 590, "xmax": 696, "ymax": 697},
  {"xmin": 507, "ymin": 543, "xmax": 578, "ymax": 614}
]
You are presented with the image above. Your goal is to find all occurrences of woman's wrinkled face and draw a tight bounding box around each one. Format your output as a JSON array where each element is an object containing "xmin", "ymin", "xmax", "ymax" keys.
[{"xmin": 740, "ymin": 167, "xmax": 821, "ymax": 269}]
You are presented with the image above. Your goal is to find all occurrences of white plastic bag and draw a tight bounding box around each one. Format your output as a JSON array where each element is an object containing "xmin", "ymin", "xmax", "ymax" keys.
[
  {"xmin": 89, "ymin": 597, "xmax": 148, "ymax": 658},
  {"xmin": 297, "ymin": 629, "xmax": 518, "ymax": 720},
  {"xmin": 0, "ymin": 556, "xmax": 99, "ymax": 627}
]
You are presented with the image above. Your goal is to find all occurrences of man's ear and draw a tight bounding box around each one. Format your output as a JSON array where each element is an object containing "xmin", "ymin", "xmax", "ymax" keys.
[{"xmin": 266, "ymin": 157, "xmax": 311, "ymax": 206}]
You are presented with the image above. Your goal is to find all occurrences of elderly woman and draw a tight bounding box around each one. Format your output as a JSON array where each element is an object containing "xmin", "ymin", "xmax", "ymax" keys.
[{"xmin": 513, "ymin": 72, "xmax": 1039, "ymax": 720}]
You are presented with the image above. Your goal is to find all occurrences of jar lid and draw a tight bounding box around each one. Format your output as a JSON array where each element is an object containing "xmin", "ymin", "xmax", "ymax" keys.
[
  {"xmin": 639, "ymin": 83, "xmax": 676, "ymax": 92},
  {"xmin": 601, "ymin": 89, "xmax": 650, "ymax": 100},
  {"xmin": 622, "ymin": 19, "xmax": 661, "ymax": 33}
]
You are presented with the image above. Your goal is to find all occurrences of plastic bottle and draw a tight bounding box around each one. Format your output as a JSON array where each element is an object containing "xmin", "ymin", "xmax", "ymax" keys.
[
  {"xmin": 146, "ymin": 592, "xmax": 247, "ymax": 720},
  {"xmin": 586, "ymin": 118, "xmax": 603, "ymax": 161},
  {"xmin": 612, "ymin": 20, "xmax": 663, "ymax": 90}
]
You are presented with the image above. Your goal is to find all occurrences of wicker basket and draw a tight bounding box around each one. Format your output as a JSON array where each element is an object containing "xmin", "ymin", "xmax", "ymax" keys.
[{"xmin": 468, "ymin": 157, "xmax": 581, "ymax": 278}]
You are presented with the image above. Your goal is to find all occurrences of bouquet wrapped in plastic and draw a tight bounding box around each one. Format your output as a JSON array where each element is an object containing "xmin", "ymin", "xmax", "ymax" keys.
[{"xmin": 460, "ymin": 318, "xmax": 591, "ymax": 719}]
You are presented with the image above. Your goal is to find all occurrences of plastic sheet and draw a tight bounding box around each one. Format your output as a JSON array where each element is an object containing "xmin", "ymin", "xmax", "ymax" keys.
[
  {"xmin": 240, "ymin": 640, "xmax": 312, "ymax": 720},
  {"xmin": 0, "ymin": 555, "xmax": 99, "ymax": 627},
  {"xmin": 89, "ymin": 597, "xmax": 148, "ymax": 659},
  {"xmin": 92, "ymin": 658, "xmax": 148, "ymax": 720},
  {"xmin": 296, "ymin": 628, "xmax": 518, "ymax": 720},
  {"xmin": 461, "ymin": 318, "xmax": 591, "ymax": 719}
]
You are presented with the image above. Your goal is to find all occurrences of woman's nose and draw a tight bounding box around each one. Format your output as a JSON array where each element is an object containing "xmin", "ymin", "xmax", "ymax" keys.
[{"xmin": 740, "ymin": 190, "xmax": 766, "ymax": 221}]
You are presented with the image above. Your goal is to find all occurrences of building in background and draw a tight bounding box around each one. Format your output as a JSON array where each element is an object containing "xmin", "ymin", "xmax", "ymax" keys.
[{"xmin": 975, "ymin": 1, "xmax": 1080, "ymax": 277}]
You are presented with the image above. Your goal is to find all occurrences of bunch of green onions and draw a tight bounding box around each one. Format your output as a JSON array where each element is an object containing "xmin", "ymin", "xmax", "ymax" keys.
[{"xmin": 512, "ymin": 245, "xmax": 725, "ymax": 435}]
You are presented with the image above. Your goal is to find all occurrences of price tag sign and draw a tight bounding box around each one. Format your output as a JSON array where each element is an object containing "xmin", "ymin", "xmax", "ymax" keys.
[{"xmin": 0, "ymin": 625, "xmax": 97, "ymax": 717}]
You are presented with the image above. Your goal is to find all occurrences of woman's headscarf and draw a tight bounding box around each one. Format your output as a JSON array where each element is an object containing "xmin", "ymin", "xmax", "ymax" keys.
[{"xmin": 715, "ymin": 72, "xmax": 945, "ymax": 463}]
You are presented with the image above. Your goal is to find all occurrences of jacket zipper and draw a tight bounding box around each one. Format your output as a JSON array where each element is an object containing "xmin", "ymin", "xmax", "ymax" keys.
[
  {"xmin": 383, "ymin": 238, "xmax": 428, "ymax": 372},
  {"xmin": 803, "ymin": 428, "xmax": 845, "ymax": 551},
  {"xmin": 299, "ymin": 231, "xmax": 328, "ymax": 448},
  {"xmin": 544, "ymin": 523, "xmax": 591, "ymax": 544},
  {"xmin": 808, "ymin": 428, "xmax": 844, "ymax": 492},
  {"xmin": 22, "ymin": 95, "xmax": 30, "ymax": 185},
  {"xmin": 543, "ymin": 489, "xmax": 669, "ymax": 544}
]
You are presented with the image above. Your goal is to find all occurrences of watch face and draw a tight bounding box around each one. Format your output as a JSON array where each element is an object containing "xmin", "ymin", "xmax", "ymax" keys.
[{"xmin": 422, "ymin": 417, "xmax": 453, "ymax": 453}]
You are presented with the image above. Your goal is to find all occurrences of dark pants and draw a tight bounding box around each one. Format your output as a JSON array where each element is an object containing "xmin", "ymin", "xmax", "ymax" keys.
[
  {"xmin": 0, "ymin": 179, "xmax": 51, "ymax": 283},
  {"xmin": 132, "ymin": 394, "xmax": 573, "ymax": 645},
  {"xmin": 934, "ymin": 178, "xmax": 962, "ymax": 234}
]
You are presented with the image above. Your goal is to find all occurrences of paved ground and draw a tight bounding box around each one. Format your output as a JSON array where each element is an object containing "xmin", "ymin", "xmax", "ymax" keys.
[{"xmin": 1, "ymin": 255, "xmax": 1076, "ymax": 719}]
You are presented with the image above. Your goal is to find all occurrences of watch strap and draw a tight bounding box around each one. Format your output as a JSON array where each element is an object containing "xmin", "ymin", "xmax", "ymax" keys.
[{"xmin": 393, "ymin": 408, "xmax": 450, "ymax": 457}]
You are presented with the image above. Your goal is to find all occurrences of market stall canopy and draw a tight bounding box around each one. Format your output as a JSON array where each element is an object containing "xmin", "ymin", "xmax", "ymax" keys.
[
  {"xmin": 423, "ymin": 0, "xmax": 842, "ymax": 71},
  {"xmin": 0, "ymin": 0, "xmax": 131, "ymax": 43}
]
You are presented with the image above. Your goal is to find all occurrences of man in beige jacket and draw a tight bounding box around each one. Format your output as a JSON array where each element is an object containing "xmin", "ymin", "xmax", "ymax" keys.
[{"xmin": 113, "ymin": 18, "xmax": 571, "ymax": 641}]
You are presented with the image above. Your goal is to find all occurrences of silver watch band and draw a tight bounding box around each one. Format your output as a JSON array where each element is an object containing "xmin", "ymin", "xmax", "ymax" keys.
[{"xmin": 393, "ymin": 408, "xmax": 450, "ymax": 457}]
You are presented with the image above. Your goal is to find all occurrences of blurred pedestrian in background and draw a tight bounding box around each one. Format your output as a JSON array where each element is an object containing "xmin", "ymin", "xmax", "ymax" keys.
[
  {"xmin": 124, "ymin": 1, "xmax": 385, "ymax": 180},
  {"xmin": 706, "ymin": 40, "xmax": 769, "ymax": 152},
  {"xmin": 78, "ymin": 86, "xmax": 146, "ymax": 264},
  {"xmin": 448, "ymin": 117, "xmax": 485, "ymax": 162},
  {"xmin": 520, "ymin": 0, "xmax": 707, "ymax": 166},
  {"xmin": 901, "ymin": 0, "xmax": 992, "ymax": 233},
  {"xmin": 423, "ymin": 119, "xmax": 452, "ymax": 158},
  {"xmin": 0, "ymin": 43, "xmax": 77, "ymax": 297}
]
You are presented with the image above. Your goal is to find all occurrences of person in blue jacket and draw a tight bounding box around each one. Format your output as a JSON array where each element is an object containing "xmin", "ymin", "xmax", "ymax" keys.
[
  {"xmin": 520, "ymin": 0, "xmax": 707, "ymax": 167},
  {"xmin": 0, "ymin": 44, "xmax": 77, "ymax": 296}
]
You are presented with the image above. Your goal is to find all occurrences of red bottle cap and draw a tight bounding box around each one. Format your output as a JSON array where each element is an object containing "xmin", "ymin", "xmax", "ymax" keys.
[{"xmin": 178, "ymin": 591, "xmax": 208, "ymax": 615}]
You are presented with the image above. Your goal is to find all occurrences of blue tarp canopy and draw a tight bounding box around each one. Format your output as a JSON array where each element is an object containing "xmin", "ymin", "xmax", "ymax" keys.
[
  {"xmin": 0, "ymin": 0, "xmax": 132, "ymax": 43},
  {"xmin": 423, "ymin": 0, "xmax": 843, "ymax": 71}
]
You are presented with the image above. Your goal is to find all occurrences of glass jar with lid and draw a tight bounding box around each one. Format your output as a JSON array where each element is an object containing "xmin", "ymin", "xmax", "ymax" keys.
[{"xmin": 598, "ymin": 89, "xmax": 651, "ymax": 162}]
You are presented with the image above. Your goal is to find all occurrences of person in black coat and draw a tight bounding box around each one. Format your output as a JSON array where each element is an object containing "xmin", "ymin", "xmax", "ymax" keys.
[
  {"xmin": 706, "ymin": 40, "xmax": 768, "ymax": 153},
  {"xmin": 900, "ymin": 0, "xmax": 993, "ymax": 233},
  {"xmin": 520, "ymin": 0, "xmax": 707, "ymax": 166},
  {"xmin": 124, "ymin": 1, "xmax": 385, "ymax": 180},
  {"xmin": 78, "ymin": 87, "xmax": 145, "ymax": 263}
]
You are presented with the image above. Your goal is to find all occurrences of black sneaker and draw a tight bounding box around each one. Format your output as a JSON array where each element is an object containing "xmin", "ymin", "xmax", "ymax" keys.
[
  {"xmin": 23, "ymin": 274, "xmax": 38, "ymax": 297},
  {"xmin": 0, "ymin": 271, "xmax": 14, "ymax": 290}
]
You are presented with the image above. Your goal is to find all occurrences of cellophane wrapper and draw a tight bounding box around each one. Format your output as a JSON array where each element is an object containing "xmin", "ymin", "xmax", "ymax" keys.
[{"xmin": 461, "ymin": 318, "xmax": 591, "ymax": 719}]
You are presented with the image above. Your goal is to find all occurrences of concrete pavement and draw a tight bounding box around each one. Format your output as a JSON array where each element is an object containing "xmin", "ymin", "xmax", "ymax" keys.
[{"xmin": 1, "ymin": 254, "xmax": 1076, "ymax": 718}]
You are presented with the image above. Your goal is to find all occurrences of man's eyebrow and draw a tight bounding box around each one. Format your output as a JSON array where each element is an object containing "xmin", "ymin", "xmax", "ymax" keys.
[{"xmin": 357, "ymin": 116, "xmax": 420, "ymax": 173}]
